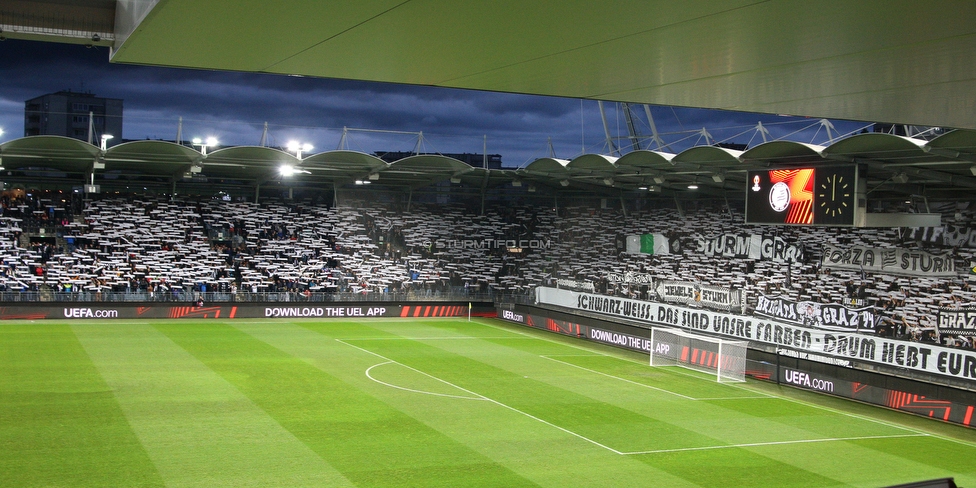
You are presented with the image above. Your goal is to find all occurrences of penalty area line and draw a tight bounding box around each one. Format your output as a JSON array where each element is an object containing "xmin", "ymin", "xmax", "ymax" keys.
[
  {"xmin": 335, "ymin": 338, "xmax": 625, "ymax": 455},
  {"xmin": 540, "ymin": 355, "xmax": 696, "ymax": 400},
  {"xmin": 622, "ymin": 433, "xmax": 930, "ymax": 455}
]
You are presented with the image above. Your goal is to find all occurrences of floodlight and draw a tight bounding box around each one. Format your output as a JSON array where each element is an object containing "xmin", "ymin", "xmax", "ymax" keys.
[
  {"xmin": 512, "ymin": 179, "xmax": 522, "ymax": 187},
  {"xmin": 970, "ymin": 165, "xmax": 976, "ymax": 176},
  {"xmin": 368, "ymin": 172, "xmax": 380, "ymax": 181},
  {"xmin": 100, "ymin": 134, "xmax": 113, "ymax": 151},
  {"xmin": 687, "ymin": 183, "xmax": 699, "ymax": 189},
  {"xmin": 711, "ymin": 174, "xmax": 724, "ymax": 183},
  {"xmin": 559, "ymin": 179, "xmax": 570, "ymax": 187},
  {"xmin": 192, "ymin": 137, "xmax": 218, "ymax": 156},
  {"xmin": 603, "ymin": 177, "xmax": 614, "ymax": 186},
  {"xmin": 286, "ymin": 140, "xmax": 313, "ymax": 158},
  {"xmin": 653, "ymin": 176, "xmax": 665, "ymax": 184}
]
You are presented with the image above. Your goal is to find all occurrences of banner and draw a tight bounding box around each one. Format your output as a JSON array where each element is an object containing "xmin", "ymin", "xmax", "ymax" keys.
[
  {"xmin": 500, "ymin": 303, "xmax": 976, "ymax": 428},
  {"xmin": 536, "ymin": 286, "xmax": 976, "ymax": 383},
  {"xmin": 626, "ymin": 234, "xmax": 669, "ymax": 255},
  {"xmin": 903, "ymin": 224, "xmax": 976, "ymax": 249},
  {"xmin": 820, "ymin": 245, "xmax": 957, "ymax": 277},
  {"xmin": 937, "ymin": 309, "xmax": 976, "ymax": 336},
  {"xmin": 754, "ymin": 294, "xmax": 880, "ymax": 333},
  {"xmin": 554, "ymin": 278, "xmax": 595, "ymax": 292},
  {"xmin": 654, "ymin": 280, "xmax": 745, "ymax": 313},
  {"xmin": 695, "ymin": 234, "xmax": 804, "ymax": 263},
  {"xmin": 606, "ymin": 271, "xmax": 655, "ymax": 285}
]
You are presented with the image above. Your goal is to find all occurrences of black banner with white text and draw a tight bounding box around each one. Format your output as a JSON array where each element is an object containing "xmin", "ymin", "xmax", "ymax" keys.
[{"xmin": 536, "ymin": 286, "xmax": 976, "ymax": 383}]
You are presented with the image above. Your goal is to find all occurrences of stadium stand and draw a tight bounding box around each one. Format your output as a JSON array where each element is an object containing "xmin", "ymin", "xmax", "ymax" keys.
[{"xmin": 1, "ymin": 192, "xmax": 974, "ymax": 349}]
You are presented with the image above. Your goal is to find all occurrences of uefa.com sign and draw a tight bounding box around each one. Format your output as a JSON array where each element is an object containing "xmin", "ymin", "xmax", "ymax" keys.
[
  {"xmin": 63, "ymin": 308, "xmax": 120, "ymax": 318},
  {"xmin": 781, "ymin": 368, "xmax": 835, "ymax": 393}
]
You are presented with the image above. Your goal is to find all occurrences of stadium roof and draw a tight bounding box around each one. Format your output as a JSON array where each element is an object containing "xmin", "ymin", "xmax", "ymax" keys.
[
  {"xmin": 4, "ymin": 131, "xmax": 976, "ymax": 200},
  {"xmin": 4, "ymin": 1, "xmax": 976, "ymax": 131}
]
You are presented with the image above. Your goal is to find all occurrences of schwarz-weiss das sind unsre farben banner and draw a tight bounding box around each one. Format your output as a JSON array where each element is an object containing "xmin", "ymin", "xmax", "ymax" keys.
[{"xmin": 536, "ymin": 287, "xmax": 976, "ymax": 383}]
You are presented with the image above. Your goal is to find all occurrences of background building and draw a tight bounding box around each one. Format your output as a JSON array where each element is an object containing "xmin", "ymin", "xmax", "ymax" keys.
[{"xmin": 24, "ymin": 90, "xmax": 122, "ymax": 143}]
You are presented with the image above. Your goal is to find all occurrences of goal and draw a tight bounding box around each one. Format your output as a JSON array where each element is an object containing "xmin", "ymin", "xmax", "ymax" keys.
[{"xmin": 649, "ymin": 327, "xmax": 748, "ymax": 382}]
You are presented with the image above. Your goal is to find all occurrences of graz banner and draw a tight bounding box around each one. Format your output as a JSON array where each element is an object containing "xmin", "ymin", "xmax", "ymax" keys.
[
  {"xmin": 754, "ymin": 294, "xmax": 879, "ymax": 333},
  {"xmin": 820, "ymin": 245, "xmax": 956, "ymax": 277},
  {"xmin": 606, "ymin": 271, "xmax": 655, "ymax": 285},
  {"xmin": 654, "ymin": 280, "xmax": 745, "ymax": 313},
  {"xmin": 937, "ymin": 309, "xmax": 976, "ymax": 336},
  {"xmin": 554, "ymin": 278, "xmax": 595, "ymax": 292},
  {"xmin": 695, "ymin": 234, "xmax": 805, "ymax": 263},
  {"xmin": 536, "ymin": 286, "xmax": 976, "ymax": 383}
]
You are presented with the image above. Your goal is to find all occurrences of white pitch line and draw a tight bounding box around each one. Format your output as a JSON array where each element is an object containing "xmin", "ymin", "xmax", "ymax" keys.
[
  {"xmin": 364, "ymin": 361, "xmax": 485, "ymax": 400},
  {"xmin": 335, "ymin": 338, "xmax": 625, "ymax": 455},
  {"xmin": 542, "ymin": 355, "xmax": 775, "ymax": 401},
  {"xmin": 540, "ymin": 355, "xmax": 697, "ymax": 400},
  {"xmin": 477, "ymin": 320, "xmax": 941, "ymax": 436},
  {"xmin": 622, "ymin": 433, "xmax": 930, "ymax": 455}
]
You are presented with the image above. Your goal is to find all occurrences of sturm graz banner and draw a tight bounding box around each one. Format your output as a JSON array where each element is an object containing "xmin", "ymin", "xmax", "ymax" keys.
[
  {"xmin": 606, "ymin": 271, "xmax": 655, "ymax": 285},
  {"xmin": 937, "ymin": 309, "xmax": 976, "ymax": 336},
  {"xmin": 695, "ymin": 234, "xmax": 804, "ymax": 263},
  {"xmin": 654, "ymin": 280, "xmax": 744, "ymax": 313},
  {"xmin": 820, "ymin": 245, "xmax": 956, "ymax": 277},
  {"xmin": 754, "ymin": 294, "xmax": 879, "ymax": 333}
]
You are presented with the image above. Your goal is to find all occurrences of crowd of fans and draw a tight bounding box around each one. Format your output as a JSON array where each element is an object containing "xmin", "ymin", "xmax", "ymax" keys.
[{"xmin": 0, "ymin": 191, "xmax": 974, "ymax": 348}]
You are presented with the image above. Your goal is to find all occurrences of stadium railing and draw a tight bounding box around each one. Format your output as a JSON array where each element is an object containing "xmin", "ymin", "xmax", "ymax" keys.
[{"xmin": 0, "ymin": 290, "xmax": 509, "ymax": 304}]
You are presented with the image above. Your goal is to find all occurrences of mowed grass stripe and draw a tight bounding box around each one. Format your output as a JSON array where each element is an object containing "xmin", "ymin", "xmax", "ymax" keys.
[
  {"xmin": 156, "ymin": 320, "xmax": 542, "ymax": 488},
  {"xmin": 72, "ymin": 322, "xmax": 353, "ymax": 488},
  {"xmin": 242, "ymin": 319, "xmax": 697, "ymax": 488},
  {"xmin": 356, "ymin": 319, "xmax": 965, "ymax": 487},
  {"xmin": 363, "ymin": 321, "xmax": 905, "ymax": 450},
  {"xmin": 0, "ymin": 322, "xmax": 163, "ymax": 487},
  {"xmin": 331, "ymin": 327, "xmax": 725, "ymax": 454}
]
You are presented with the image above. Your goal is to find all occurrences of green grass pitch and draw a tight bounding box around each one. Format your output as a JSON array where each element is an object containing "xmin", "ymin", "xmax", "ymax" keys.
[{"xmin": 3, "ymin": 317, "xmax": 976, "ymax": 487}]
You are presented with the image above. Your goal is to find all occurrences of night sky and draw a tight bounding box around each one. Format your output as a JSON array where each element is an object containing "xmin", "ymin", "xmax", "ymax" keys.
[{"xmin": 0, "ymin": 39, "xmax": 871, "ymax": 167}]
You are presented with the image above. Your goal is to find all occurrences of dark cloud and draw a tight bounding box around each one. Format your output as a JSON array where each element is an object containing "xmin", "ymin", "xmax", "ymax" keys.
[{"xmin": 0, "ymin": 38, "xmax": 871, "ymax": 167}]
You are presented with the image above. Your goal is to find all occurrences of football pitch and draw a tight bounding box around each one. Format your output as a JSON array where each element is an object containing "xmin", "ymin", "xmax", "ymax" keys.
[{"xmin": 3, "ymin": 317, "xmax": 976, "ymax": 487}]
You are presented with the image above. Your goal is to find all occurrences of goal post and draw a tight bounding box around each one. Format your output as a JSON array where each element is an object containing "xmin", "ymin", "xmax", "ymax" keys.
[{"xmin": 649, "ymin": 327, "xmax": 748, "ymax": 382}]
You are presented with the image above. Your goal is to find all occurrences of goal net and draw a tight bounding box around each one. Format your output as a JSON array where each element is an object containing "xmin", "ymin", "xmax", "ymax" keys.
[{"xmin": 649, "ymin": 327, "xmax": 748, "ymax": 382}]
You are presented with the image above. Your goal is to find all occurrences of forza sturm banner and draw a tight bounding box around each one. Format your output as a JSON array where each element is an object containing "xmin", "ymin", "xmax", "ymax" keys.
[
  {"xmin": 536, "ymin": 286, "xmax": 976, "ymax": 384},
  {"xmin": 820, "ymin": 245, "xmax": 956, "ymax": 277}
]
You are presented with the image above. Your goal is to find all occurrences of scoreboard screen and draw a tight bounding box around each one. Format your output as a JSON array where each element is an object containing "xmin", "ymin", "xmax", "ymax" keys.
[{"xmin": 745, "ymin": 166, "xmax": 857, "ymax": 226}]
